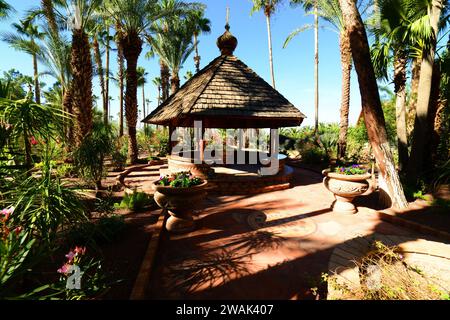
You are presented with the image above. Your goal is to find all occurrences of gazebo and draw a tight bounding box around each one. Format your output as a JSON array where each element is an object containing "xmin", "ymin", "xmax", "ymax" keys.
[{"xmin": 143, "ymin": 23, "xmax": 306, "ymax": 194}]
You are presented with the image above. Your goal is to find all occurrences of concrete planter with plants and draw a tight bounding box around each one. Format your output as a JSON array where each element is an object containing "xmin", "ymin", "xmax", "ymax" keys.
[
  {"xmin": 322, "ymin": 164, "xmax": 374, "ymax": 214},
  {"xmin": 153, "ymin": 172, "xmax": 208, "ymax": 234}
]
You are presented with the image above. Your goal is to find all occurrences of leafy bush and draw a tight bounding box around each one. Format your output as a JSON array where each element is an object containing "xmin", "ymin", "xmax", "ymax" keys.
[
  {"xmin": 114, "ymin": 190, "xmax": 154, "ymax": 212},
  {"xmin": 111, "ymin": 150, "xmax": 127, "ymax": 171},
  {"xmin": 65, "ymin": 215, "xmax": 126, "ymax": 247},
  {"xmin": 334, "ymin": 164, "xmax": 368, "ymax": 175},
  {"xmin": 73, "ymin": 120, "xmax": 115, "ymax": 189},
  {"xmin": 138, "ymin": 126, "xmax": 169, "ymax": 157}
]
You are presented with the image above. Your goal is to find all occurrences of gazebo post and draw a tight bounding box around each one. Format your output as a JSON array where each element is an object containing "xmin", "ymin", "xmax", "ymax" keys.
[
  {"xmin": 200, "ymin": 127, "xmax": 206, "ymax": 163},
  {"xmin": 168, "ymin": 125, "xmax": 175, "ymax": 155}
]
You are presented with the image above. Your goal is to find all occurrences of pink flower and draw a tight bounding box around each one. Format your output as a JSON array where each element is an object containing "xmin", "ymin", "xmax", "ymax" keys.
[
  {"xmin": 65, "ymin": 250, "xmax": 75, "ymax": 262},
  {"xmin": 30, "ymin": 136, "xmax": 38, "ymax": 145},
  {"xmin": 57, "ymin": 264, "xmax": 70, "ymax": 274},
  {"xmin": 74, "ymin": 246, "xmax": 86, "ymax": 256},
  {"xmin": 14, "ymin": 226, "xmax": 22, "ymax": 235},
  {"xmin": 1, "ymin": 207, "xmax": 14, "ymax": 220}
]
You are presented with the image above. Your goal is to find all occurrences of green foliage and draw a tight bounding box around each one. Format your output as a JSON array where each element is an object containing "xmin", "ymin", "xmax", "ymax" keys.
[
  {"xmin": 157, "ymin": 171, "xmax": 203, "ymax": 188},
  {"xmin": 65, "ymin": 215, "xmax": 126, "ymax": 247},
  {"xmin": 114, "ymin": 190, "xmax": 154, "ymax": 212},
  {"xmin": 334, "ymin": 164, "xmax": 368, "ymax": 175},
  {"xmin": 138, "ymin": 126, "xmax": 169, "ymax": 157},
  {"xmin": 73, "ymin": 120, "xmax": 115, "ymax": 188}
]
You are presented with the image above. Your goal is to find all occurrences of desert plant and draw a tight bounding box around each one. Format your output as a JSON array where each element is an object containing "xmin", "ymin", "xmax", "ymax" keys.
[
  {"xmin": 114, "ymin": 190, "xmax": 154, "ymax": 212},
  {"xmin": 73, "ymin": 119, "xmax": 115, "ymax": 189}
]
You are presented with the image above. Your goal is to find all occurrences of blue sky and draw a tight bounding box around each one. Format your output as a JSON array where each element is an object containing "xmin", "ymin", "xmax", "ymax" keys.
[{"xmin": 0, "ymin": 0, "xmax": 365, "ymax": 128}]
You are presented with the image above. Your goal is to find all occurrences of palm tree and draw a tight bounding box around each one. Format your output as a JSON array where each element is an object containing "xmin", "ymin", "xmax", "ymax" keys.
[
  {"xmin": 370, "ymin": 0, "xmax": 431, "ymax": 172},
  {"xmin": 137, "ymin": 66, "xmax": 148, "ymax": 122},
  {"xmin": 56, "ymin": 0, "xmax": 101, "ymax": 147},
  {"xmin": 41, "ymin": 0, "xmax": 59, "ymax": 36},
  {"xmin": 338, "ymin": 0, "xmax": 408, "ymax": 208},
  {"xmin": 152, "ymin": 76, "xmax": 162, "ymax": 106},
  {"xmin": 91, "ymin": 23, "xmax": 107, "ymax": 123},
  {"xmin": 188, "ymin": 9, "xmax": 211, "ymax": 73},
  {"xmin": 0, "ymin": 0, "xmax": 12, "ymax": 20},
  {"xmin": 251, "ymin": 0, "xmax": 281, "ymax": 88},
  {"xmin": 114, "ymin": 21, "xmax": 125, "ymax": 137},
  {"xmin": 286, "ymin": 0, "xmax": 320, "ymax": 133},
  {"xmin": 106, "ymin": 0, "xmax": 181, "ymax": 163},
  {"xmin": 1, "ymin": 20, "xmax": 45, "ymax": 104},
  {"xmin": 407, "ymin": 0, "xmax": 448, "ymax": 182},
  {"xmin": 147, "ymin": 19, "xmax": 195, "ymax": 94}
]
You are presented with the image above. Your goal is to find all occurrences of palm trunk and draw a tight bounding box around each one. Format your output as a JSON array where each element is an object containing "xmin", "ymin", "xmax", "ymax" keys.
[
  {"xmin": 116, "ymin": 28, "xmax": 124, "ymax": 137},
  {"xmin": 160, "ymin": 59, "xmax": 170, "ymax": 101},
  {"xmin": 71, "ymin": 29, "xmax": 93, "ymax": 146},
  {"xmin": 63, "ymin": 83, "xmax": 74, "ymax": 148},
  {"xmin": 170, "ymin": 71, "xmax": 180, "ymax": 95},
  {"xmin": 393, "ymin": 49, "xmax": 408, "ymax": 172},
  {"xmin": 41, "ymin": 0, "xmax": 58, "ymax": 37},
  {"xmin": 193, "ymin": 33, "xmax": 200, "ymax": 73},
  {"xmin": 407, "ymin": 0, "xmax": 443, "ymax": 183},
  {"xmin": 93, "ymin": 36, "xmax": 107, "ymax": 124},
  {"xmin": 105, "ymin": 27, "xmax": 110, "ymax": 123},
  {"xmin": 265, "ymin": 9, "xmax": 276, "ymax": 88},
  {"xmin": 337, "ymin": 30, "xmax": 351, "ymax": 160},
  {"xmin": 32, "ymin": 51, "xmax": 41, "ymax": 104},
  {"xmin": 408, "ymin": 57, "xmax": 421, "ymax": 135},
  {"xmin": 426, "ymin": 63, "xmax": 442, "ymax": 165},
  {"xmin": 339, "ymin": 0, "xmax": 408, "ymax": 209},
  {"xmin": 142, "ymin": 84, "xmax": 146, "ymax": 122},
  {"xmin": 314, "ymin": 0, "xmax": 319, "ymax": 134},
  {"xmin": 120, "ymin": 32, "xmax": 142, "ymax": 164}
]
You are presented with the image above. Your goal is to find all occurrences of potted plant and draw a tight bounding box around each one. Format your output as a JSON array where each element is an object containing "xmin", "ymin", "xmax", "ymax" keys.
[
  {"xmin": 322, "ymin": 164, "xmax": 374, "ymax": 214},
  {"xmin": 153, "ymin": 171, "xmax": 208, "ymax": 233}
]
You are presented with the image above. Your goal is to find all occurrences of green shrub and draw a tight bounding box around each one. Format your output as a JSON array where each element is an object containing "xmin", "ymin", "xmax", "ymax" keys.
[
  {"xmin": 73, "ymin": 120, "xmax": 115, "ymax": 189},
  {"xmin": 65, "ymin": 215, "xmax": 126, "ymax": 246},
  {"xmin": 114, "ymin": 190, "xmax": 154, "ymax": 212}
]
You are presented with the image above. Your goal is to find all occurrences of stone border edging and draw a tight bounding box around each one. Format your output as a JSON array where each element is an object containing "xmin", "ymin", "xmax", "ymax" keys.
[
  {"xmin": 376, "ymin": 208, "xmax": 450, "ymax": 242},
  {"xmin": 116, "ymin": 164, "xmax": 154, "ymax": 193},
  {"xmin": 129, "ymin": 210, "xmax": 167, "ymax": 300}
]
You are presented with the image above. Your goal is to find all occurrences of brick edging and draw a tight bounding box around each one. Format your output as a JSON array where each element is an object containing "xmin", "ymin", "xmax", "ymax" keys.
[
  {"xmin": 376, "ymin": 209, "xmax": 450, "ymax": 242},
  {"xmin": 116, "ymin": 164, "xmax": 152, "ymax": 191},
  {"xmin": 129, "ymin": 210, "xmax": 167, "ymax": 300}
]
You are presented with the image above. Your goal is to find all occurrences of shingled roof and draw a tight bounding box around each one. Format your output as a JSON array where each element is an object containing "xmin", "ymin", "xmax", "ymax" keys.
[{"xmin": 143, "ymin": 27, "xmax": 306, "ymax": 129}]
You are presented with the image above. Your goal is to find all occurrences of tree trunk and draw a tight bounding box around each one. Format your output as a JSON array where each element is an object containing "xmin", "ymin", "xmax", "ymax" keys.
[
  {"xmin": 160, "ymin": 59, "xmax": 170, "ymax": 101},
  {"xmin": 314, "ymin": 0, "xmax": 319, "ymax": 134},
  {"xmin": 71, "ymin": 29, "xmax": 93, "ymax": 147},
  {"xmin": 116, "ymin": 27, "xmax": 125, "ymax": 137},
  {"xmin": 63, "ymin": 83, "xmax": 74, "ymax": 149},
  {"xmin": 426, "ymin": 63, "xmax": 442, "ymax": 166},
  {"xmin": 93, "ymin": 36, "xmax": 107, "ymax": 124},
  {"xmin": 32, "ymin": 51, "xmax": 41, "ymax": 104},
  {"xmin": 393, "ymin": 49, "xmax": 408, "ymax": 172},
  {"xmin": 407, "ymin": 0, "xmax": 443, "ymax": 184},
  {"xmin": 41, "ymin": 0, "xmax": 58, "ymax": 37},
  {"xmin": 120, "ymin": 32, "xmax": 142, "ymax": 164},
  {"xmin": 142, "ymin": 84, "xmax": 146, "ymax": 123},
  {"xmin": 339, "ymin": 0, "xmax": 408, "ymax": 209},
  {"xmin": 105, "ymin": 27, "xmax": 110, "ymax": 123},
  {"xmin": 337, "ymin": 30, "xmax": 351, "ymax": 160},
  {"xmin": 265, "ymin": 10, "xmax": 276, "ymax": 88},
  {"xmin": 193, "ymin": 33, "xmax": 200, "ymax": 73},
  {"xmin": 170, "ymin": 71, "xmax": 180, "ymax": 95},
  {"xmin": 408, "ymin": 57, "xmax": 421, "ymax": 135}
]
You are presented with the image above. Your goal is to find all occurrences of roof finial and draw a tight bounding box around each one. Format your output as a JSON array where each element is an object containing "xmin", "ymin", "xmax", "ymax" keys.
[{"xmin": 225, "ymin": 6, "xmax": 230, "ymax": 30}]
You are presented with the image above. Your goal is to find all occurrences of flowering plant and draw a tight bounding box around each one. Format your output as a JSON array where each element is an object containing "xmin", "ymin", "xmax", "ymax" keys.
[
  {"xmin": 334, "ymin": 164, "xmax": 368, "ymax": 175},
  {"xmin": 157, "ymin": 171, "xmax": 203, "ymax": 188}
]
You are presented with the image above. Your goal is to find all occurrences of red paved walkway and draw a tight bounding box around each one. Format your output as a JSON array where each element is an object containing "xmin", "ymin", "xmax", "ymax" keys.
[{"xmin": 127, "ymin": 166, "xmax": 445, "ymax": 299}]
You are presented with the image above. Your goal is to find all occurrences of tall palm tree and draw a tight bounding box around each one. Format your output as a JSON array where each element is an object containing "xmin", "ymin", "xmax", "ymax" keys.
[
  {"xmin": 106, "ymin": 0, "xmax": 181, "ymax": 163},
  {"xmin": 56, "ymin": 0, "xmax": 101, "ymax": 147},
  {"xmin": 286, "ymin": 0, "xmax": 320, "ymax": 133},
  {"xmin": 408, "ymin": 0, "xmax": 448, "ymax": 182},
  {"xmin": 114, "ymin": 21, "xmax": 125, "ymax": 137},
  {"xmin": 152, "ymin": 76, "xmax": 162, "ymax": 106},
  {"xmin": 338, "ymin": 0, "xmax": 408, "ymax": 209},
  {"xmin": 251, "ymin": 0, "xmax": 281, "ymax": 88},
  {"xmin": 41, "ymin": 0, "xmax": 59, "ymax": 36},
  {"xmin": 1, "ymin": 21, "xmax": 45, "ymax": 104},
  {"xmin": 147, "ymin": 19, "xmax": 195, "ymax": 94},
  {"xmin": 370, "ymin": 0, "xmax": 431, "ymax": 172},
  {"xmin": 137, "ymin": 66, "xmax": 148, "ymax": 122},
  {"xmin": 188, "ymin": 9, "xmax": 211, "ymax": 73},
  {"xmin": 91, "ymin": 22, "xmax": 107, "ymax": 123}
]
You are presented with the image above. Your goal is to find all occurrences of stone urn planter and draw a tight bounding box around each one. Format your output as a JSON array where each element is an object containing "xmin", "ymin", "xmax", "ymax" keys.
[
  {"xmin": 153, "ymin": 178, "xmax": 208, "ymax": 234},
  {"xmin": 322, "ymin": 167, "xmax": 374, "ymax": 214}
]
